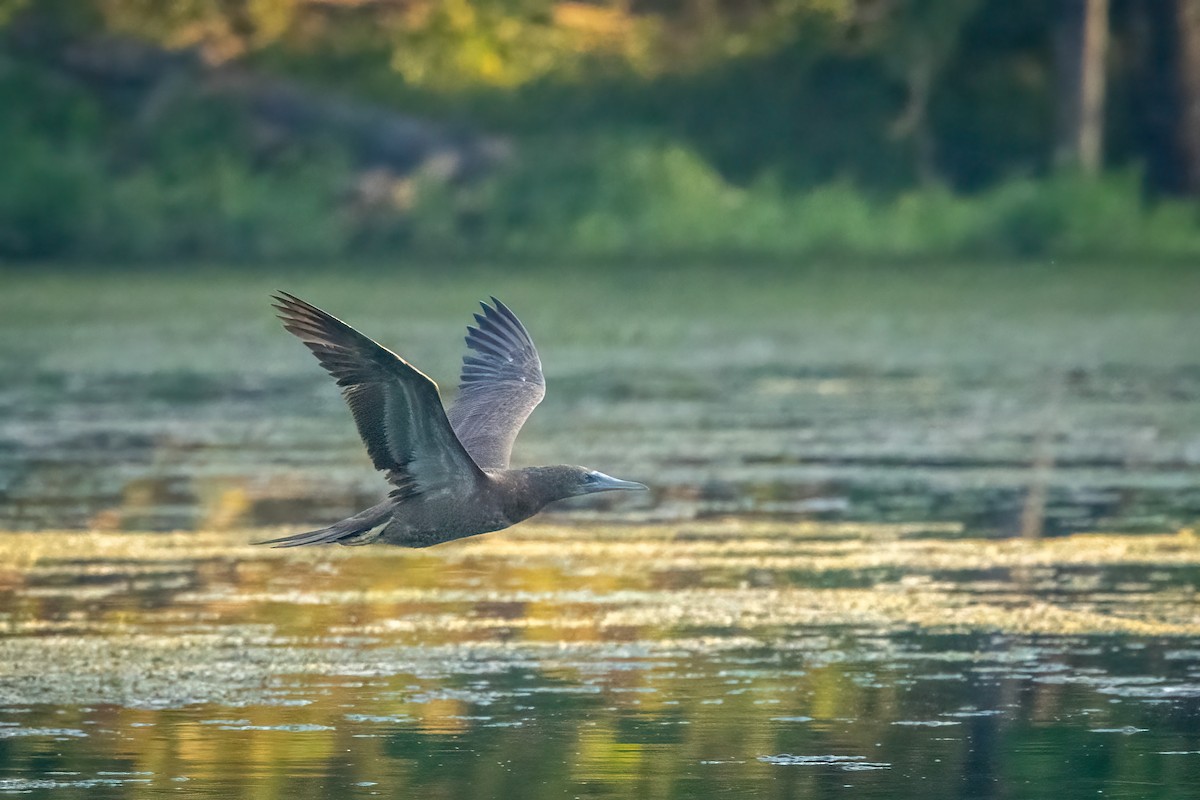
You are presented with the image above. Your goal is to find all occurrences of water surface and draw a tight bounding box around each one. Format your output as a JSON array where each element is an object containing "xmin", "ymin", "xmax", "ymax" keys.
[
  {"xmin": 1, "ymin": 523, "xmax": 1198, "ymax": 798},
  {"xmin": 1, "ymin": 266, "xmax": 1199, "ymax": 797},
  {"xmin": 2, "ymin": 267, "xmax": 1199, "ymax": 535}
]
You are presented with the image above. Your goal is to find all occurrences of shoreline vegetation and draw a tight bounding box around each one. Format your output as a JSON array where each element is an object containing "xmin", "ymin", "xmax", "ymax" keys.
[
  {"xmin": 5, "ymin": 2, "xmax": 1200, "ymax": 265},
  {"xmin": 3, "ymin": 523, "xmax": 1199, "ymax": 639},
  {"xmin": 6, "ymin": 132, "xmax": 1200, "ymax": 264}
]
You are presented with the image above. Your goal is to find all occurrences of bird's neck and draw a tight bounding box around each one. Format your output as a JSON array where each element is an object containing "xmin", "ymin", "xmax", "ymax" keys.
[{"xmin": 490, "ymin": 466, "xmax": 576, "ymax": 522}]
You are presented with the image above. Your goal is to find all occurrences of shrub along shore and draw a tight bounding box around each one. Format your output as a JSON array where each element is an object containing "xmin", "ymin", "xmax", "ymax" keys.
[
  {"xmin": 5, "ymin": 1, "xmax": 1200, "ymax": 265},
  {"xmin": 6, "ymin": 127, "xmax": 1200, "ymax": 264}
]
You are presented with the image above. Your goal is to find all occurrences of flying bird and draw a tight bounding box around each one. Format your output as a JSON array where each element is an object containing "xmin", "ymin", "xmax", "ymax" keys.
[{"xmin": 257, "ymin": 293, "xmax": 647, "ymax": 548}]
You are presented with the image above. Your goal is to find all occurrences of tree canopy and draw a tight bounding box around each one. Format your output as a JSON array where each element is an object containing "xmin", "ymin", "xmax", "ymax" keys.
[{"xmin": 3, "ymin": 0, "xmax": 1200, "ymax": 261}]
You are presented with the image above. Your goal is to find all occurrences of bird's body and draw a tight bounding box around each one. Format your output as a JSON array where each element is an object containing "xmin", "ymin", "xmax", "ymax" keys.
[{"xmin": 258, "ymin": 293, "xmax": 645, "ymax": 548}]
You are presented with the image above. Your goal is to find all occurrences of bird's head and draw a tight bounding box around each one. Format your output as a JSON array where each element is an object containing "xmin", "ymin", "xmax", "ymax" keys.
[
  {"xmin": 574, "ymin": 467, "xmax": 649, "ymax": 496},
  {"xmin": 534, "ymin": 465, "xmax": 648, "ymax": 504}
]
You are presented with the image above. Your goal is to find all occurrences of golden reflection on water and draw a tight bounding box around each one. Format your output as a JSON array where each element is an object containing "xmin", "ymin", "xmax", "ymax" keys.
[{"xmin": 0, "ymin": 521, "xmax": 1198, "ymax": 798}]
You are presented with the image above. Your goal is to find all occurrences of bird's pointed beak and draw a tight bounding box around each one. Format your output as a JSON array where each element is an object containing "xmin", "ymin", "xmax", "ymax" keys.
[{"xmin": 584, "ymin": 470, "xmax": 649, "ymax": 494}]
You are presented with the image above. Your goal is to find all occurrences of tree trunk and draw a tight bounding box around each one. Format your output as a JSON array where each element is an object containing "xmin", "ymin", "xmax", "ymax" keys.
[
  {"xmin": 1171, "ymin": 0, "xmax": 1200, "ymax": 193},
  {"xmin": 1054, "ymin": 0, "xmax": 1108, "ymax": 173}
]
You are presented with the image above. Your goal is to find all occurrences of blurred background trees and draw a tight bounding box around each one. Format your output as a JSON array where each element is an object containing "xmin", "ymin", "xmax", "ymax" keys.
[{"xmin": 3, "ymin": 0, "xmax": 1200, "ymax": 262}]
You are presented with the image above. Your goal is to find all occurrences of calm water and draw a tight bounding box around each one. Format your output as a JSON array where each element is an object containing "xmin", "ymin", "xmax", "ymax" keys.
[
  {"xmin": 2, "ymin": 270, "xmax": 1200, "ymax": 535},
  {"xmin": 1, "ymin": 269, "xmax": 1199, "ymax": 797},
  {"xmin": 0, "ymin": 524, "xmax": 1198, "ymax": 798}
]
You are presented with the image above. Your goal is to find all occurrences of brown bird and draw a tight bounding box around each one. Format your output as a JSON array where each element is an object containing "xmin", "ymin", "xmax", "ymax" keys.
[{"xmin": 257, "ymin": 293, "xmax": 647, "ymax": 548}]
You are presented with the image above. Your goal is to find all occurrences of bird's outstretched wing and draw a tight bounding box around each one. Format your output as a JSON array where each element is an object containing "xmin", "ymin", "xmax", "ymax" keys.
[
  {"xmin": 446, "ymin": 298, "xmax": 546, "ymax": 469},
  {"xmin": 273, "ymin": 292, "xmax": 484, "ymax": 498}
]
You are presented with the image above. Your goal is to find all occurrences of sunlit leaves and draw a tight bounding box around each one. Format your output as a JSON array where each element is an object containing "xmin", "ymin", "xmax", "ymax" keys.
[
  {"xmin": 0, "ymin": 0, "xmax": 29, "ymax": 27},
  {"xmin": 64, "ymin": 0, "xmax": 861, "ymax": 86}
]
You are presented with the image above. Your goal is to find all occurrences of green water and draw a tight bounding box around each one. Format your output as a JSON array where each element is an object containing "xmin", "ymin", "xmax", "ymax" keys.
[
  {"xmin": 1, "ymin": 525, "xmax": 1199, "ymax": 798},
  {"xmin": 0, "ymin": 264, "xmax": 1199, "ymax": 797},
  {"xmin": 3, "ymin": 265, "xmax": 1199, "ymax": 534}
]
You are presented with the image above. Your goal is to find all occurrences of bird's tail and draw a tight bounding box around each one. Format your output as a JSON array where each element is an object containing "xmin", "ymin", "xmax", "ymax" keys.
[{"xmin": 254, "ymin": 501, "xmax": 393, "ymax": 548}]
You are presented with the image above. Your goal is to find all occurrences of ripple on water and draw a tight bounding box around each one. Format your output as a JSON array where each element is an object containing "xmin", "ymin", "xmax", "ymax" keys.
[
  {"xmin": 940, "ymin": 709, "xmax": 1003, "ymax": 718},
  {"xmin": 758, "ymin": 754, "xmax": 891, "ymax": 771},
  {"xmin": 0, "ymin": 520, "xmax": 1198, "ymax": 797},
  {"xmin": 0, "ymin": 777, "xmax": 152, "ymax": 793},
  {"xmin": 215, "ymin": 723, "xmax": 334, "ymax": 732},
  {"xmin": 1097, "ymin": 683, "xmax": 1200, "ymax": 699},
  {"xmin": 0, "ymin": 727, "xmax": 88, "ymax": 739}
]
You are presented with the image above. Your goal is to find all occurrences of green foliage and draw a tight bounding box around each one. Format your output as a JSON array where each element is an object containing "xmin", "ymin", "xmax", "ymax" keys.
[
  {"xmin": 2, "ymin": 0, "xmax": 1199, "ymax": 264},
  {"xmin": 0, "ymin": 132, "xmax": 355, "ymax": 262},
  {"xmin": 0, "ymin": 0, "xmax": 27, "ymax": 26},
  {"xmin": 85, "ymin": 0, "xmax": 854, "ymax": 84},
  {"xmin": 4, "ymin": 109, "xmax": 1200, "ymax": 263},
  {"xmin": 399, "ymin": 137, "xmax": 1200, "ymax": 261},
  {"xmin": 0, "ymin": 50, "xmax": 355, "ymax": 261}
]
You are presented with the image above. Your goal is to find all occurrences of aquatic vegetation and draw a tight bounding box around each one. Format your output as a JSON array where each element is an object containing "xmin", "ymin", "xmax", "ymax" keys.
[
  {"xmin": 1, "ymin": 269, "xmax": 1199, "ymax": 797},
  {"xmin": 4, "ymin": 266, "xmax": 1200, "ymax": 537},
  {"xmin": 0, "ymin": 522, "xmax": 1198, "ymax": 797}
]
